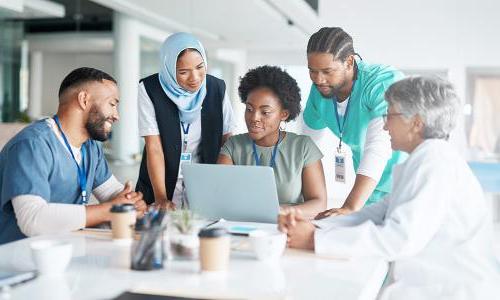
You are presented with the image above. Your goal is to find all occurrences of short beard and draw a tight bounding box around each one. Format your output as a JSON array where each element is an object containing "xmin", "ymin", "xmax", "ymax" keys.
[
  {"xmin": 86, "ymin": 106, "xmax": 111, "ymax": 142},
  {"xmin": 317, "ymin": 70, "xmax": 350, "ymax": 99},
  {"xmin": 316, "ymin": 85, "xmax": 334, "ymax": 98}
]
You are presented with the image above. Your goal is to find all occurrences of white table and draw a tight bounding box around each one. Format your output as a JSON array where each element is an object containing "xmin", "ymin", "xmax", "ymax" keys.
[{"xmin": 0, "ymin": 224, "xmax": 388, "ymax": 300}]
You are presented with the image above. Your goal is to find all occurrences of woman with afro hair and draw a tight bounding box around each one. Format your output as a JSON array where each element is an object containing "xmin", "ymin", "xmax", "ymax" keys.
[{"xmin": 218, "ymin": 65, "xmax": 326, "ymax": 218}]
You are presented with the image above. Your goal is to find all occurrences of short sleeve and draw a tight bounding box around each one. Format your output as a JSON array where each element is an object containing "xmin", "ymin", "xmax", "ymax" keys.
[
  {"xmin": 138, "ymin": 82, "xmax": 160, "ymax": 136},
  {"xmin": 219, "ymin": 136, "xmax": 236, "ymax": 159},
  {"xmin": 302, "ymin": 136, "xmax": 324, "ymax": 166},
  {"xmin": 1, "ymin": 139, "xmax": 52, "ymax": 209},
  {"xmin": 222, "ymin": 92, "xmax": 236, "ymax": 134},
  {"xmin": 303, "ymin": 85, "xmax": 328, "ymax": 130},
  {"xmin": 364, "ymin": 69, "xmax": 404, "ymax": 118},
  {"xmin": 91, "ymin": 142, "xmax": 113, "ymax": 190}
]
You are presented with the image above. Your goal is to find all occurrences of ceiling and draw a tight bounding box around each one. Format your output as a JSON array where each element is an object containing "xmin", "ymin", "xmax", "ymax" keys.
[
  {"xmin": 22, "ymin": 0, "xmax": 112, "ymax": 33},
  {"xmin": 89, "ymin": 0, "xmax": 320, "ymax": 51},
  {"xmin": 0, "ymin": 0, "xmax": 64, "ymax": 19},
  {"xmin": 18, "ymin": 0, "xmax": 319, "ymax": 54},
  {"xmin": 6, "ymin": 0, "xmax": 320, "ymax": 53}
]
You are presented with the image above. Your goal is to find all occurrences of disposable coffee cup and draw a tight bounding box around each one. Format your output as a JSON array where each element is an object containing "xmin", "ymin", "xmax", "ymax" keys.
[
  {"xmin": 198, "ymin": 227, "xmax": 230, "ymax": 272},
  {"xmin": 110, "ymin": 204, "xmax": 136, "ymax": 242}
]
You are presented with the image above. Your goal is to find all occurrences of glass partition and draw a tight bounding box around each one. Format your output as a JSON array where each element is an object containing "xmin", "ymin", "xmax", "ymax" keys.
[{"xmin": 0, "ymin": 20, "xmax": 23, "ymax": 122}]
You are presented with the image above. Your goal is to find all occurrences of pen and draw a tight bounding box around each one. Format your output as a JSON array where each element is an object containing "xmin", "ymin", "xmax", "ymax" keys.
[{"xmin": 203, "ymin": 218, "xmax": 225, "ymax": 229}]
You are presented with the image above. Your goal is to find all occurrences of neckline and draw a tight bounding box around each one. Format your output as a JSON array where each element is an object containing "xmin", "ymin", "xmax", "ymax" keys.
[
  {"xmin": 252, "ymin": 131, "xmax": 289, "ymax": 150},
  {"xmin": 46, "ymin": 118, "xmax": 83, "ymax": 152}
]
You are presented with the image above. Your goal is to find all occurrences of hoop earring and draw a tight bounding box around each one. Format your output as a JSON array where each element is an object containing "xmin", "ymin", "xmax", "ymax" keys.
[{"xmin": 279, "ymin": 121, "xmax": 287, "ymax": 131}]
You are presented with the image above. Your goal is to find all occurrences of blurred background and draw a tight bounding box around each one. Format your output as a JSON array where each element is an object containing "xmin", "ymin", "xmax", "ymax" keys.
[{"xmin": 1, "ymin": 0, "xmax": 499, "ymax": 213}]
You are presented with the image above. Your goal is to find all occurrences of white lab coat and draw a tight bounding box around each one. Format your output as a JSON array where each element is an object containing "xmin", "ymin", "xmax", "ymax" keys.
[{"xmin": 314, "ymin": 139, "xmax": 500, "ymax": 299}]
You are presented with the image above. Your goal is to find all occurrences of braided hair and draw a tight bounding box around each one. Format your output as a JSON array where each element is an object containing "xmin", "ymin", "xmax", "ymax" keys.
[{"xmin": 307, "ymin": 27, "xmax": 357, "ymax": 62}]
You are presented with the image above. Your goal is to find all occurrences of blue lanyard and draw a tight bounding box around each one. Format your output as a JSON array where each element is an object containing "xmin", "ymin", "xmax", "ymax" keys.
[
  {"xmin": 333, "ymin": 97, "xmax": 351, "ymax": 150},
  {"xmin": 181, "ymin": 122, "xmax": 190, "ymax": 152},
  {"xmin": 53, "ymin": 115, "xmax": 88, "ymax": 204},
  {"xmin": 333, "ymin": 67, "xmax": 357, "ymax": 151},
  {"xmin": 252, "ymin": 130, "xmax": 281, "ymax": 168}
]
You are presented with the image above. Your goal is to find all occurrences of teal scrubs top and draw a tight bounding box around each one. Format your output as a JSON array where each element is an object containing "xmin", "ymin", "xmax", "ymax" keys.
[{"xmin": 303, "ymin": 60, "xmax": 406, "ymax": 205}]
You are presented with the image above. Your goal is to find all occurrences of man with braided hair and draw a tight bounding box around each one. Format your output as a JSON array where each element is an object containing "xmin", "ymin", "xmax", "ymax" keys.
[{"xmin": 304, "ymin": 27, "xmax": 406, "ymax": 219}]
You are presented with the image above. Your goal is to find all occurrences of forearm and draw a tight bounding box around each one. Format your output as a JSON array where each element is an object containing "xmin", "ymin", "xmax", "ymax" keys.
[
  {"xmin": 315, "ymin": 182, "xmax": 448, "ymax": 259},
  {"xmin": 145, "ymin": 137, "xmax": 168, "ymax": 203},
  {"xmin": 92, "ymin": 175, "xmax": 124, "ymax": 203},
  {"xmin": 288, "ymin": 198, "xmax": 326, "ymax": 220},
  {"xmin": 148, "ymin": 155, "xmax": 167, "ymax": 201},
  {"xmin": 357, "ymin": 118, "xmax": 391, "ymax": 182},
  {"xmin": 217, "ymin": 154, "xmax": 234, "ymax": 165},
  {"xmin": 222, "ymin": 133, "xmax": 232, "ymax": 145},
  {"xmin": 342, "ymin": 174, "xmax": 377, "ymax": 211},
  {"xmin": 85, "ymin": 202, "xmax": 113, "ymax": 227},
  {"xmin": 12, "ymin": 195, "xmax": 86, "ymax": 236},
  {"xmin": 298, "ymin": 160, "xmax": 327, "ymax": 218},
  {"xmin": 313, "ymin": 197, "xmax": 389, "ymax": 229}
]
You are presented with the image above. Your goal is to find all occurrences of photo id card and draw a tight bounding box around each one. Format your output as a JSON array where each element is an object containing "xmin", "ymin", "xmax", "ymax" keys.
[
  {"xmin": 178, "ymin": 152, "xmax": 192, "ymax": 179},
  {"xmin": 335, "ymin": 152, "xmax": 346, "ymax": 183}
]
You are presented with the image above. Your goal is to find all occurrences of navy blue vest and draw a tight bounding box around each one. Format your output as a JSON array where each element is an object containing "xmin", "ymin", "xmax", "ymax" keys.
[{"xmin": 136, "ymin": 74, "xmax": 225, "ymax": 204}]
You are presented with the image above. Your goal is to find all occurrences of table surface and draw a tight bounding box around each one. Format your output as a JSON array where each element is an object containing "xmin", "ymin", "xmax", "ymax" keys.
[{"xmin": 0, "ymin": 222, "xmax": 388, "ymax": 300}]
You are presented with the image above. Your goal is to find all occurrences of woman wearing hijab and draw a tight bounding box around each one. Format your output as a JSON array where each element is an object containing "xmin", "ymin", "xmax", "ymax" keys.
[{"xmin": 136, "ymin": 32, "xmax": 234, "ymax": 209}]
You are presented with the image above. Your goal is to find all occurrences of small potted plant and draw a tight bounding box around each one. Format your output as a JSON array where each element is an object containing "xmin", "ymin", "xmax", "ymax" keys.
[{"xmin": 167, "ymin": 209, "xmax": 200, "ymax": 260}]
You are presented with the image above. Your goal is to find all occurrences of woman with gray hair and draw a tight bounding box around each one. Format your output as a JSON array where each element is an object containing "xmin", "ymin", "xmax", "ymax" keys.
[{"xmin": 278, "ymin": 76, "xmax": 500, "ymax": 299}]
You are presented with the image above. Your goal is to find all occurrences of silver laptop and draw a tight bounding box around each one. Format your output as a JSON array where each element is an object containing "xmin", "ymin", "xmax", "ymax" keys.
[{"xmin": 182, "ymin": 164, "xmax": 280, "ymax": 223}]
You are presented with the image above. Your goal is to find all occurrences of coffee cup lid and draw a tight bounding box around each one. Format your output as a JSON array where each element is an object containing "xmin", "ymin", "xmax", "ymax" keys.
[
  {"xmin": 110, "ymin": 203, "xmax": 135, "ymax": 213},
  {"xmin": 198, "ymin": 227, "xmax": 228, "ymax": 238}
]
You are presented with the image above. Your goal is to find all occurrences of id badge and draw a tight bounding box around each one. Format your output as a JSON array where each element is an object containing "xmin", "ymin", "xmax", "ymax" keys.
[
  {"xmin": 178, "ymin": 152, "xmax": 192, "ymax": 179},
  {"xmin": 335, "ymin": 149, "xmax": 346, "ymax": 183}
]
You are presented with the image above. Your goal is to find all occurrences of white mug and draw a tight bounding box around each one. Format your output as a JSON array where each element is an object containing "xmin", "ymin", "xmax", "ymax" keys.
[
  {"xmin": 30, "ymin": 240, "xmax": 73, "ymax": 276},
  {"xmin": 249, "ymin": 230, "xmax": 286, "ymax": 261}
]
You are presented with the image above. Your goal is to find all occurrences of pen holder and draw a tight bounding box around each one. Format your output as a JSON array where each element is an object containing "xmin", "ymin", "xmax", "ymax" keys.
[{"xmin": 131, "ymin": 226, "xmax": 165, "ymax": 270}]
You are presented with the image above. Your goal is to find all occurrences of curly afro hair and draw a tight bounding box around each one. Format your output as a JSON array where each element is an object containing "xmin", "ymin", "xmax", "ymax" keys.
[{"xmin": 238, "ymin": 65, "xmax": 301, "ymax": 122}]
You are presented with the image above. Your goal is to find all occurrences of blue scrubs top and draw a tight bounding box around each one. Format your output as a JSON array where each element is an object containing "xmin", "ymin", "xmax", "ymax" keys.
[{"xmin": 0, "ymin": 119, "xmax": 112, "ymax": 244}]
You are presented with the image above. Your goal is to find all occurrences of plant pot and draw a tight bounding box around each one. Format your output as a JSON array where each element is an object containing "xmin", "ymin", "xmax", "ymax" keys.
[{"xmin": 168, "ymin": 231, "xmax": 199, "ymax": 260}]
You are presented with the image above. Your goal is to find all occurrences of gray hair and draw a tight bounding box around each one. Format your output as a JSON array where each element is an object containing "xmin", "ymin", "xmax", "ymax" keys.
[{"xmin": 384, "ymin": 76, "xmax": 460, "ymax": 140}]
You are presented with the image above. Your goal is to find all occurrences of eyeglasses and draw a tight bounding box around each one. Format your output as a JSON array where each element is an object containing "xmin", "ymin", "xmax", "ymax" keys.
[{"xmin": 382, "ymin": 113, "xmax": 404, "ymax": 124}]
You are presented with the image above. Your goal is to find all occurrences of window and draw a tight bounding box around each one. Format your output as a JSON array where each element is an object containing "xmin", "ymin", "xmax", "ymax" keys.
[{"xmin": 467, "ymin": 68, "xmax": 500, "ymax": 160}]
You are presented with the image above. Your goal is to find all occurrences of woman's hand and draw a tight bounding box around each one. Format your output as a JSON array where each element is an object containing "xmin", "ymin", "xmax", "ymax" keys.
[
  {"xmin": 278, "ymin": 207, "xmax": 315, "ymax": 250},
  {"xmin": 152, "ymin": 199, "xmax": 176, "ymax": 211},
  {"xmin": 314, "ymin": 206, "xmax": 353, "ymax": 220}
]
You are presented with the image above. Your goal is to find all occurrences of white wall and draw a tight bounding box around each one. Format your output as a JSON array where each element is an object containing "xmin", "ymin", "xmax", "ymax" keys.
[
  {"xmin": 320, "ymin": 0, "xmax": 500, "ymax": 99},
  {"xmin": 39, "ymin": 52, "xmax": 113, "ymax": 117}
]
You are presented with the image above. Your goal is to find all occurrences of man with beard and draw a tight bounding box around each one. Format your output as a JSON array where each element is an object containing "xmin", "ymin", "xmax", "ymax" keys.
[
  {"xmin": 0, "ymin": 67, "xmax": 147, "ymax": 244},
  {"xmin": 304, "ymin": 27, "xmax": 406, "ymax": 219}
]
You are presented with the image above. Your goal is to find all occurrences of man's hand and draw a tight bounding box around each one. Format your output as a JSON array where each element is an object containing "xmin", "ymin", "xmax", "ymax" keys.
[
  {"xmin": 110, "ymin": 181, "xmax": 147, "ymax": 218},
  {"xmin": 86, "ymin": 181, "xmax": 146, "ymax": 226},
  {"xmin": 278, "ymin": 207, "xmax": 315, "ymax": 250},
  {"xmin": 314, "ymin": 206, "xmax": 353, "ymax": 220}
]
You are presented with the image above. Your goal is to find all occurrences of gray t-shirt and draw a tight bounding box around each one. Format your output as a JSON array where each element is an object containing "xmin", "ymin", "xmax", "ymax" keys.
[{"xmin": 220, "ymin": 132, "xmax": 323, "ymax": 205}]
